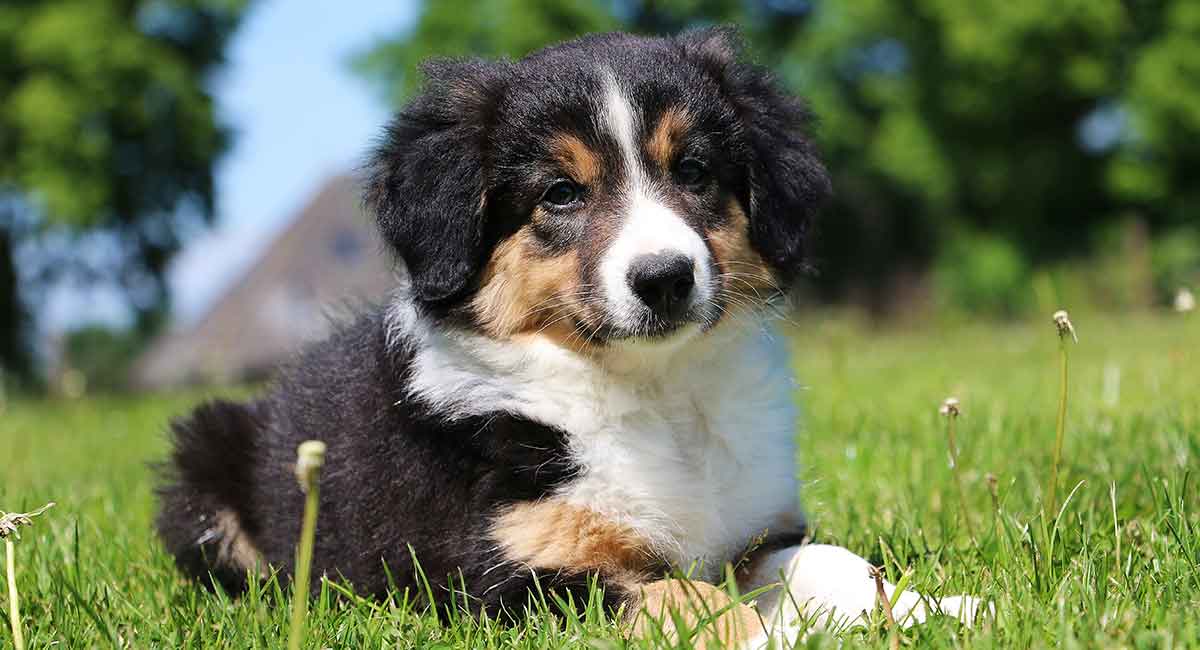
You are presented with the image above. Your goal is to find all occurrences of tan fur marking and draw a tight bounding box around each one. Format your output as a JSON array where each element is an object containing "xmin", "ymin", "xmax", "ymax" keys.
[
  {"xmin": 471, "ymin": 228, "xmax": 587, "ymax": 349},
  {"xmin": 492, "ymin": 500, "xmax": 659, "ymax": 581},
  {"xmin": 494, "ymin": 502, "xmax": 764, "ymax": 646},
  {"xmin": 647, "ymin": 107, "xmax": 693, "ymax": 169},
  {"xmin": 212, "ymin": 509, "xmax": 262, "ymax": 574},
  {"xmin": 707, "ymin": 201, "xmax": 779, "ymax": 302},
  {"xmin": 632, "ymin": 578, "xmax": 762, "ymax": 649},
  {"xmin": 551, "ymin": 134, "xmax": 602, "ymax": 185}
]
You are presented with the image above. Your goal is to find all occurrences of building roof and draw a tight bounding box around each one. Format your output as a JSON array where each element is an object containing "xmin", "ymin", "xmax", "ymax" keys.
[{"xmin": 132, "ymin": 174, "xmax": 394, "ymax": 388}]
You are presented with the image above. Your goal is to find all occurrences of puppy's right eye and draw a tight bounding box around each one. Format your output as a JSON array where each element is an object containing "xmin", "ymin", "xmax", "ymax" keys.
[
  {"xmin": 675, "ymin": 157, "xmax": 709, "ymax": 188},
  {"xmin": 542, "ymin": 180, "xmax": 581, "ymax": 207}
]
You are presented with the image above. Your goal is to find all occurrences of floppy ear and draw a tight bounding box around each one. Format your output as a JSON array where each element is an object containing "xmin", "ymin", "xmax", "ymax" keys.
[
  {"xmin": 678, "ymin": 27, "xmax": 832, "ymax": 279},
  {"xmin": 364, "ymin": 59, "xmax": 509, "ymax": 303}
]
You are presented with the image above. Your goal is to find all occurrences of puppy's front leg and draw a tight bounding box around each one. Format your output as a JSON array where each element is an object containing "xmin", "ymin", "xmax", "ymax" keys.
[
  {"xmin": 739, "ymin": 544, "xmax": 989, "ymax": 642},
  {"xmin": 491, "ymin": 500, "xmax": 766, "ymax": 647}
]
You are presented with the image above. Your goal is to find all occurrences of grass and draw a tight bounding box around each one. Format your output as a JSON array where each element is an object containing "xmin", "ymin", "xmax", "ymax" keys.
[{"xmin": 1, "ymin": 309, "xmax": 1197, "ymax": 648}]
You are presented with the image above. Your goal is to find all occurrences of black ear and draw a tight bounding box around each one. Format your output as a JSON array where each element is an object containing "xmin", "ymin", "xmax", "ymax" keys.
[
  {"xmin": 364, "ymin": 59, "xmax": 509, "ymax": 303},
  {"xmin": 679, "ymin": 27, "xmax": 832, "ymax": 280}
]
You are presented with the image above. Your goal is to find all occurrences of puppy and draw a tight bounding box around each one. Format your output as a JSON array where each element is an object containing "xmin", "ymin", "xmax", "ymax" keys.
[{"xmin": 157, "ymin": 28, "xmax": 980, "ymax": 646}]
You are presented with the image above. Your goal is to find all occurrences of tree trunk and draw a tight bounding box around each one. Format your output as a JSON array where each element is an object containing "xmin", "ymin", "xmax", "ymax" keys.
[{"xmin": 0, "ymin": 221, "xmax": 32, "ymax": 382}]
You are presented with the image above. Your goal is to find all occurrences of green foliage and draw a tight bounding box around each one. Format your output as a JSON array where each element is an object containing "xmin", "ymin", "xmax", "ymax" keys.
[
  {"xmin": 2, "ymin": 313, "xmax": 1198, "ymax": 646},
  {"xmin": 934, "ymin": 232, "xmax": 1031, "ymax": 317},
  {"xmin": 1150, "ymin": 227, "xmax": 1200, "ymax": 301},
  {"xmin": 356, "ymin": 0, "xmax": 1200, "ymax": 312},
  {"xmin": 353, "ymin": 0, "xmax": 619, "ymax": 106},
  {"xmin": 352, "ymin": 0, "xmax": 803, "ymax": 105},
  {"xmin": 1113, "ymin": 0, "xmax": 1200, "ymax": 218},
  {"xmin": 0, "ymin": 0, "xmax": 249, "ymax": 379},
  {"xmin": 59, "ymin": 326, "xmax": 149, "ymax": 393}
]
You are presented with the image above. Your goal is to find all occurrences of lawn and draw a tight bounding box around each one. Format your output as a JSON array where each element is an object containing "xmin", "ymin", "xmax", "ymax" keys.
[{"xmin": 2, "ymin": 310, "xmax": 1197, "ymax": 648}]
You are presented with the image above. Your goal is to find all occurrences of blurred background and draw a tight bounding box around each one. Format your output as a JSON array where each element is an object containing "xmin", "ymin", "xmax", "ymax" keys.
[{"xmin": 1, "ymin": 0, "xmax": 1197, "ymax": 395}]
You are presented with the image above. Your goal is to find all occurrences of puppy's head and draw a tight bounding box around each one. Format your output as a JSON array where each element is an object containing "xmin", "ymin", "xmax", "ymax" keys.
[{"xmin": 367, "ymin": 28, "xmax": 830, "ymax": 353}]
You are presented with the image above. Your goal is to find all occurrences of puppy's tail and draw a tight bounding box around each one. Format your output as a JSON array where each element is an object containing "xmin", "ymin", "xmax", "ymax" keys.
[{"xmin": 155, "ymin": 399, "xmax": 264, "ymax": 594}]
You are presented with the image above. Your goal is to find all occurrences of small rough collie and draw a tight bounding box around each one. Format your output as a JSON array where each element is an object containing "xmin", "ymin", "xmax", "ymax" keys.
[{"xmin": 158, "ymin": 28, "xmax": 980, "ymax": 647}]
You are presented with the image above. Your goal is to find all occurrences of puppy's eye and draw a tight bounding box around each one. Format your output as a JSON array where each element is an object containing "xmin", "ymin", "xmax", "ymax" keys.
[
  {"xmin": 676, "ymin": 158, "xmax": 709, "ymax": 188},
  {"xmin": 542, "ymin": 180, "xmax": 581, "ymax": 207}
]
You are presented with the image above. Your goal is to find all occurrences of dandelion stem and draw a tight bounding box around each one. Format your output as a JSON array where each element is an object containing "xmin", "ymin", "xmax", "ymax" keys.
[
  {"xmin": 5, "ymin": 539, "xmax": 23, "ymax": 650},
  {"xmin": 869, "ymin": 566, "xmax": 900, "ymax": 650},
  {"xmin": 1047, "ymin": 310, "xmax": 1076, "ymax": 520},
  {"xmin": 1, "ymin": 501, "xmax": 52, "ymax": 650},
  {"xmin": 941, "ymin": 398, "xmax": 975, "ymax": 541},
  {"xmin": 986, "ymin": 473, "xmax": 1000, "ymax": 534},
  {"xmin": 1110, "ymin": 482, "xmax": 1122, "ymax": 585},
  {"xmin": 288, "ymin": 440, "xmax": 326, "ymax": 650}
]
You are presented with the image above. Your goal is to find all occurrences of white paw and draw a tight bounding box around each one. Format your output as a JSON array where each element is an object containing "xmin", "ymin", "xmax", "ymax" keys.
[{"xmin": 743, "ymin": 544, "xmax": 992, "ymax": 634}]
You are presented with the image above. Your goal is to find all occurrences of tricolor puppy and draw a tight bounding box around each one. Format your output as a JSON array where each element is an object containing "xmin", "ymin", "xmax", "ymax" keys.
[{"xmin": 157, "ymin": 28, "xmax": 982, "ymax": 646}]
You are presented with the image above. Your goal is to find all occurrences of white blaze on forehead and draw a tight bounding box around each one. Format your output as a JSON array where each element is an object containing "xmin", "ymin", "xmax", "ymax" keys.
[
  {"xmin": 602, "ymin": 71, "xmax": 643, "ymax": 189},
  {"xmin": 598, "ymin": 71, "xmax": 714, "ymax": 328}
]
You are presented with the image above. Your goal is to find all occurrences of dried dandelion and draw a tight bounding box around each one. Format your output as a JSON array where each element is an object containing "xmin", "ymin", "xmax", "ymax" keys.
[
  {"xmin": 1053, "ymin": 310, "xmax": 1077, "ymax": 342},
  {"xmin": 986, "ymin": 473, "xmax": 1000, "ymax": 531},
  {"xmin": 2, "ymin": 502, "xmax": 55, "ymax": 650},
  {"xmin": 288, "ymin": 441, "xmax": 326, "ymax": 650},
  {"xmin": 869, "ymin": 566, "xmax": 901, "ymax": 650},
  {"xmin": 941, "ymin": 398, "xmax": 976, "ymax": 540},
  {"xmin": 1046, "ymin": 310, "xmax": 1077, "ymax": 519},
  {"xmin": 1175, "ymin": 288, "xmax": 1195, "ymax": 313}
]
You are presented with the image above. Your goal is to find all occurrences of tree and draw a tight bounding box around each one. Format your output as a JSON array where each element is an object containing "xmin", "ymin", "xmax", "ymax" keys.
[
  {"xmin": 352, "ymin": 1, "xmax": 811, "ymax": 104},
  {"xmin": 779, "ymin": 0, "xmax": 1200, "ymax": 309},
  {"xmin": 0, "ymin": 0, "xmax": 249, "ymax": 382},
  {"xmin": 356, "ymin": 0, "xmax": 1200, "ymax": 313}
]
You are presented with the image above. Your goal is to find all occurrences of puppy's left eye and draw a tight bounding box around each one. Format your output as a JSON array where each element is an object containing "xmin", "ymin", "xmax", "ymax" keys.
[
  {"xmin": 676, "ymin": 158, "xmax": 709, "ymax": 188},
  {"xmin": 542, "ymin": 180, "xmax": 582, "ymax": 207}
]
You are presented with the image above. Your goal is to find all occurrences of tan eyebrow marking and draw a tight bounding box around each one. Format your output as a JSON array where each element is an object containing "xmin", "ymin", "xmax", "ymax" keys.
[
  {"xmin": 550, "ymin": 133, "xmax": 602, "ymax": 185},
  {"xmin": 647, "ymin": 107, "xmax": 693, "ymax": 170}
]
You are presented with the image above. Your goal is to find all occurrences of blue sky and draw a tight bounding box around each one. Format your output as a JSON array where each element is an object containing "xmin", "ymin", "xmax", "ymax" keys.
[{"xmin": 167, "ymin": 0, "xmax": 418, "ymax": 325}]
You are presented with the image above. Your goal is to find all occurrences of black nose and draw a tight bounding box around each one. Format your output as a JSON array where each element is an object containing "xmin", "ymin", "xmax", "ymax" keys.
[{"xmin": 627, "ymin": 253, "xmax": 695, "ymax": 319}]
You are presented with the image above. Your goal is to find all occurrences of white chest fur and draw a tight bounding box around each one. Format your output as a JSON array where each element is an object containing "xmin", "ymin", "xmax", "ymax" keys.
[{"xmin": 391, "ymin": 303, "xmax": 802, "ymax": 579}]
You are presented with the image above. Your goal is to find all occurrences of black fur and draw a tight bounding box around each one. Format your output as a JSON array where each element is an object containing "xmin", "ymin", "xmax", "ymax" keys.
[
  {"xmin": 157, "ymin": 399, "xmax": 265, "ymax": 594},
  {"xmin": 677, "ymin": 27, "xmax": 831, "ymax": 280},
  {"xmin": 157, "ymin": 311, "xmax": 636, "ymax": 615},
  {"xmin": 365, "ymin": 60, "xmax": 511, "ymax": 304}
]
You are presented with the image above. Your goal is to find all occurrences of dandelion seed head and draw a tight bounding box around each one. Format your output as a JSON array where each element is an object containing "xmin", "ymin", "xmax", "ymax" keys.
[
  {"xmin": 1175, "ymin": 288, "xmax": 1195, "ymax": 313},
  {"xmin": 0, "ymin": 502, "xmax": 56, "ymax": 540},
  {"xmin": 294, "ymin": 440, "xmax": 327, "ymax": 492},
  {"xmin": 1053, "ymin": 310, "xmax": 1078, "ymax": 343},
  {"xmin": 940, "ymin": 397, "xmax": 961, "ymax": 417}
]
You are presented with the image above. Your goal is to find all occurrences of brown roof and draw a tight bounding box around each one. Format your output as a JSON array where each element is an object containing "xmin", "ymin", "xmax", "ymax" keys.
[{"xmin": 132, "ymin": 174, "xmax": 394, "ymax": 388}]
